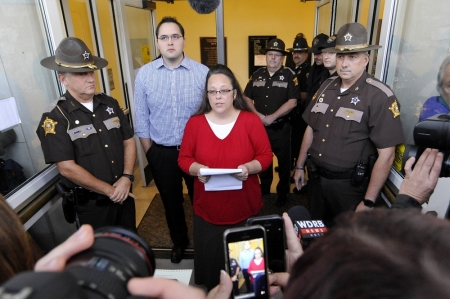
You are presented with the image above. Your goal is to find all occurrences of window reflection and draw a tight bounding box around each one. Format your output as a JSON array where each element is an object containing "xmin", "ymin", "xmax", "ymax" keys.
[
  {"xmin": 385, "ymin": 0, "xmax": 450, "ymax": 145},
  {"xmin": 0, "ymin": 0, "xmax": 59, "ymax": 197}
]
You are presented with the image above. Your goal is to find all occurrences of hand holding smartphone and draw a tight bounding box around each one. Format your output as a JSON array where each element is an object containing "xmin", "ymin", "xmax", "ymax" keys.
[
  {"xmin": 224, "ymin": 225, "xmax": 269, "ymax": 299},
  {"xmin": 247, "ymin": 214, "xmax": 286, "ymax": 273}
]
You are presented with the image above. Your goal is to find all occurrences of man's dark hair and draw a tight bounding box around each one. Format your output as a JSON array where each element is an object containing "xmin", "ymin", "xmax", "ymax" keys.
[{"xmin": 155, "ymin": 16, "xmax": 185, "ymax": 38}]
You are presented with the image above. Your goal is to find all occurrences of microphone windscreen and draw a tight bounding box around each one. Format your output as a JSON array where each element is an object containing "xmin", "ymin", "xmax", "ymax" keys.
[
  {"xmin": 287, "ymin": 205, "xmax": 312, "ymax": 222},
  {"xmin": 188, "ymin": 0, "xmax": 221, "ymax": 14}
]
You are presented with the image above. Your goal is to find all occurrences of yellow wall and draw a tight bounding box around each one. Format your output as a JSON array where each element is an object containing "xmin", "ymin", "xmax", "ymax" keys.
[{"xmin": 155, "ymin": 0, "xmax": 316, "ymax": 87}]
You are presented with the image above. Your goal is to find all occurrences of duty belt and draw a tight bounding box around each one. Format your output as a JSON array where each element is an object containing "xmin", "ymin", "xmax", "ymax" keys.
[
  {"xmin": 317, "ymin": 167, "xmax": 353, "ymax": 180},
  {"xmin": 70, "ymin": 187, "xmax": 109, "ymax": 201}
]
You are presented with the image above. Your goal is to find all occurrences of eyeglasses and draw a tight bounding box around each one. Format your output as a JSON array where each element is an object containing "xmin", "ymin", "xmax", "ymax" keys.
[
  {"xmin": 267, "ymin": 53, "xmax": 284, "ymax": 58},
  {"xmin": 157, "ymin": 34, "xmax": 183, "ymax": 42},
  {"xmin": 207, "ymin": 89, "xmax": 234, "ymax": 96}
]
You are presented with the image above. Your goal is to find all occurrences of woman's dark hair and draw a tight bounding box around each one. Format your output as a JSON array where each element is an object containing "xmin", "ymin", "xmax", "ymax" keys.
[
  {"xmin": 155, "ymin": 16, "xmax": 185, "ymax": 38},
  {"xmin": 253, "ymin": 247, "xmax": 264, "ymax": 259},
  {"xmin": 0, "ymin": 194, "xmax": 34, "ymax": 283},
  {"xmin": 284, "ymin": 209, "xmax": 450, "ymax": 299},
  {"xmin": 194, "ymin": 64, "xmax": 251, "ymax": 115}
]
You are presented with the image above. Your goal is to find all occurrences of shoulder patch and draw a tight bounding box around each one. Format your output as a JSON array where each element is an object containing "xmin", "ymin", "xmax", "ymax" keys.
[
  {"xmin": 45, "ymin": 96, "xmax": 66, "ymax": 113},
  {"xmin": 366, "ymin": 78, "xmax": 394, "ymax": 97}
]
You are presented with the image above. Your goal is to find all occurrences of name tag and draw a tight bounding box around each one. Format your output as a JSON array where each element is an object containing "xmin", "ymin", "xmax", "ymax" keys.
[
  {"xmin": 68, "ymin": 124, "xmax": 97, "ymax": 141},
  {"xmin": 253, "ymin": 81, "xmax": 266, "ymax": 87}
]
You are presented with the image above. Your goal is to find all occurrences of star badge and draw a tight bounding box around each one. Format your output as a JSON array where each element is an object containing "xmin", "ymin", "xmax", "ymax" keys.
[
  {"xmin": 389, "ymin": 100, "xmax": 400, "ymax": 118},
  {"xmin": 82, "ymin": 51, "xmax": 90, "ymax": 60},
  {"xmin": 344, "ymin": 33, "xmax": 352, "ymax": 42},
  {"xmin": 280, "ymin": 75, "xmax": 284, "ymax": 80},
  {"xmin": 350, "ymin": 97, "xmax": 360, "ymax": 105},
  {"xmin": 273, "ymin": 42, "xmax": 278, "ymax": 46},
  {"xmin": 106, "ymin": 107, "xmax": 114, "ymax": 115},
  {"xmin": 42, "ymin": 117, "xmax": 58, "ymax": 136}
]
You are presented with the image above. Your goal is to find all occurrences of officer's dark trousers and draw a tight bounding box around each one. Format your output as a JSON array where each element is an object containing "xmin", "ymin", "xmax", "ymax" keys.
[
  {"xmin": 307, "ymin": 175, "xmax": 368, "ymax": 226},
  {"xmin": 290, "ymin": 104, "xmax": 307, "ymax": 167},
  {"xmin": 259, "ymin": 123, "xmax": 291, "ymax": 197},
  {"xmin": 76, "ymin": 195, "xmax": 136, "ymax": 232},
  {"xmin": 146, "ymin": 145, "xmax": 193, "ymax": 248}
]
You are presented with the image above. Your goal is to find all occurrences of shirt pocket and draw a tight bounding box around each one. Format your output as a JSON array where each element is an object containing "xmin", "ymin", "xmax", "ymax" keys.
[
  {"xmin": 309, "ymin": 102, "xmax": 329, "ymax": 129},
  {"xmin": 334, "ymin": 107, "xmax": 364, "ymax": 137},
  {"xmin": 103, "ymin": 116, "xmax": 121, "ymax": 130},
  {"xmin": 68, "ymin": 124, "xmax": 97, "ymax": 156}
]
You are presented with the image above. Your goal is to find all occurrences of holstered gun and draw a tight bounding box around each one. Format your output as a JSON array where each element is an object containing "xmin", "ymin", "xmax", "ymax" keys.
[
  {"xmin": 55, "ymin": 182, "xmax": 76, "ymax": 224},
  {"xmin": 305, "ymin": 156, "xmax": 320, "ymax": 182}
]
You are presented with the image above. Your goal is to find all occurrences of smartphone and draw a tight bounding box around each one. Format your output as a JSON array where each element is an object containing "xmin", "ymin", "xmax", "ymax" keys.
[
  {"xmin": 246, "ymin": 215, "xmax": 286, "ymax": 273},
  {"xmin": 224, "ymin": 225, "xmax": 269, "ymax": 299}
]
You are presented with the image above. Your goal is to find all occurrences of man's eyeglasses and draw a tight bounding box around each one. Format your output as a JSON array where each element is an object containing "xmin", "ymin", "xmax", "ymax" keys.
[
  {"xmin": 267, "ymin": 53, "xmax": 284, "ymax": 58},
  {"xmin": 157, "ymin": 34, "xmax": 183, "ymax": 42},
  {"xmin": 207, "ymin": 89, "xmax": 234, "ymax": 95}
]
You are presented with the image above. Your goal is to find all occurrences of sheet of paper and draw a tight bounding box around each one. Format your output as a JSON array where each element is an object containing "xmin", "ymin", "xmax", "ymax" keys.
[
  {"xmin": 0, "ymin": 97, "xmax": 21, "ymax": 131},
  {"xmin": 199, "ymin": 168, "xmax": 242, "ymax": 176},
  {"xmin": 154, "ymin": 269, "xmax": 192, "ymax": 286},
  {"xmin": 205, "ymin": 174, "xmax": 242, "ymax": 191}
]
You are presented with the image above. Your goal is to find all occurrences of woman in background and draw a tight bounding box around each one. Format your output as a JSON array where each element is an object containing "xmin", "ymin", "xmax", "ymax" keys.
[{"xmin": 178, "ymin": 64, "xmax": 272, "ymax": 291}]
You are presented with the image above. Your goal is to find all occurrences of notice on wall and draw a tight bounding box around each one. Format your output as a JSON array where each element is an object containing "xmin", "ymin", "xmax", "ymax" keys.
[
  {"xmin": 248, "ymin": 36, "xmax": 276, "ymax": 77},
  {"xmin": 200, "ymin": 37, "xmax": 227, "ymax": 67},
  {"xmin": 0, "ymin": 97, "xmax": 21, "ymax": 131}
]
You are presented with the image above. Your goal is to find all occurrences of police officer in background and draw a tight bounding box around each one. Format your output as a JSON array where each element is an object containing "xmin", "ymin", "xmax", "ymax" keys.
[
  {"xmin": 320, "ymin": 34, "xmax": 338, "ymax": 81},
  {"xmin": 306, "ymin": 33, "xmax": 329, "ymax": 102},
  {"xmin": 294, "ymin": 23, "xmax": 404, "ymax": 224},
  {"xmin": 244, "ymin": 38, "xmax": 300, "ymax": 207},
  {"xmin": 37, "ymin": 37, "xmax": 137, "ymax": 231},
  {"xmin": 286, "ymin": 37, "xmax": 311, "ymax": 184}
]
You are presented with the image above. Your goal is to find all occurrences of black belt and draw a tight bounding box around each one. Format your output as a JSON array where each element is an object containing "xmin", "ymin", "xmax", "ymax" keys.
[
  {"xmin": 70, "ymin": 187, "xmax": 109, "ymax": 201},
  {"xmin": 317, "ymin": 167, "xmax": 353, "ymax": 180},
  {"xmin": 153, "ymin": 142, "xmax": 181, "ymax": 150}
]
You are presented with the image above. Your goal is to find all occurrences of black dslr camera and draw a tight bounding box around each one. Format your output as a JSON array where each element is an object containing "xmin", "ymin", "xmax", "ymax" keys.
[
  {"xmin": 0, "ymin": 227, "xmax": 155, "ymax": 299},
  {"xmin": 402, "ymin": 113, "xmax": 450, "ymax": 177}
]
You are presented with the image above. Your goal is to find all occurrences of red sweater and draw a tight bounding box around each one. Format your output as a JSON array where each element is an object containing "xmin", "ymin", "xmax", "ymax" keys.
[{"xmin": 178, "ymin": 111, "xmax": 273, "ymax": 225}]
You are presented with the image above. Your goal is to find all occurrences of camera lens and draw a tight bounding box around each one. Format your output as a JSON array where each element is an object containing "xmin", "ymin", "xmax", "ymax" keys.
[{"xmin": 64, "ymin": 227, "xmax": 155, "ymax": 299}]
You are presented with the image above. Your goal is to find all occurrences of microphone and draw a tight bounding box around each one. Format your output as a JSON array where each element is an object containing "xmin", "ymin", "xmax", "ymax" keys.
[
  {"xmin": 287, "ymin": 206, "xmax": 327, "ymax": 249},
  {"xmin": 187, "ymin": 0, "xmax": 221, "ymax": 14}
]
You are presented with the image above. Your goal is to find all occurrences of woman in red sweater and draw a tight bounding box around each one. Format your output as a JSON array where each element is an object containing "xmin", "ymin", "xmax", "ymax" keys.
[{"xmin": 178, "ymin": 64, "xmax": 272, "ymax": 291}]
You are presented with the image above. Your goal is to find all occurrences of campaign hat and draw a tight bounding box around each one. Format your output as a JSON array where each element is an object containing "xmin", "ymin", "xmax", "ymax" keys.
[
  {"xmin": 40, "ymin": 37, "xmax": 108, "ymax": 72},
  {"xmin": 322, "ymin": 23, "xmax": 381, "ymax": 53},
  {"xmin": 260, "ymin": 38, "xmax": 289, "ymax": 55},
  {"xmin": 287, "ymin": 37, "xmax": 309, "ymax": 52},
  {"xmin": 309, "ymin": 33, "xmax": 329, "ymax": 53}
]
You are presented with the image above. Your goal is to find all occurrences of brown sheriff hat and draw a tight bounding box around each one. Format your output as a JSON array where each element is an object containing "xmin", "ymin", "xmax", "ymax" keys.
[
  {"xmin": 287, "ymin": 37, "xmax": 309, "ymax": 52},
  {"xmin": 260, "ymin": 38, "xmax": 289, "ymax": 55},
  {"xmin": 322, "ymin": 23, "xmax": 381, "ymax": 53},
  {"xmin": 40, "ymin": 37, "xmax": 108, "ymax": 72}
]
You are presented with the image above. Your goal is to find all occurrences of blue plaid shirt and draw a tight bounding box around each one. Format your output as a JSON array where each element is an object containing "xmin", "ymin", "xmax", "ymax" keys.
[{"xmin": 134, "ymin": 55, "xmax": 209, "ymax": 145}]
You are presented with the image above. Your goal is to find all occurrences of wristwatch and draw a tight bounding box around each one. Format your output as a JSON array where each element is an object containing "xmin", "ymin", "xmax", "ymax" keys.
[
  {"xmin": 122, "ymin": 173, "xmax": 135, "ymax": 182},
  {"xmin": 363, "ymin": 199, "xmax": 375, "ymax": 208}
]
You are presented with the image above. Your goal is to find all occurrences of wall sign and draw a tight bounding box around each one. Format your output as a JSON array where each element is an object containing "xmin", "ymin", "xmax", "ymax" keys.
[
  {"xmin": 248, "ymin": 35, "xmax": 276, "ymax": 77},
  {"xmin": 200, "ymin": 37, "xmax": 227, "ymax": 67}
]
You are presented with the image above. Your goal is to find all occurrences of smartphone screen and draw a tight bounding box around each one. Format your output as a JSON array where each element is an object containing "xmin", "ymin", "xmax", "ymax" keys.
[
  {"xmin": 224, "ymin": 225, "xmax": 269, "ymax": 299},
  {"xmin": 247, "ymin": 215, "xmax": 286, "ymax": 273}
]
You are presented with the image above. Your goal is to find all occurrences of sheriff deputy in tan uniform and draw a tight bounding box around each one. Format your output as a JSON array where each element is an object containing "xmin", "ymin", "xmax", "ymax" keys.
[{"xmin": 294, "ymin": 23, "xmax": 405, "ymax": 224}]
